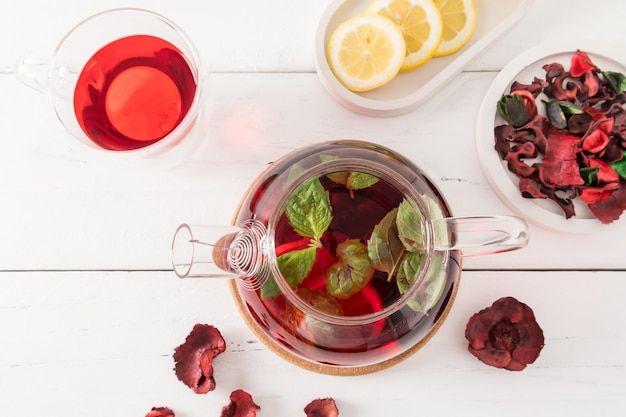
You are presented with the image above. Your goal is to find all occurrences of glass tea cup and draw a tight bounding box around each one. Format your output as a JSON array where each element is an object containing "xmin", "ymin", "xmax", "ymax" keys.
[
  {"xmin": 15, "ymin": 8, "xmax": 208, "ymax": 159},
  {"xmin": 171, "ymin": 140, "xmax": 530, "ymax": 373}
]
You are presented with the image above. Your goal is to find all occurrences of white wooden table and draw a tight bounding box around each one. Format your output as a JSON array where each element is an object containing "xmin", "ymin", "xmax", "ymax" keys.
[{"xmin": 1, "ymin": 1, "xmax": 624, "ymax": 416}]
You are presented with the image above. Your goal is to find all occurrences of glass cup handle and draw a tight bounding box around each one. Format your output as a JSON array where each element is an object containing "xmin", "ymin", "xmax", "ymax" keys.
[
  {"xmin": 15, "ymin": 54, "xmax": 50, "ymax": 93},
  {"xmin": 432, "ymin": 216, "xmax": 529, "ymax": 257}
]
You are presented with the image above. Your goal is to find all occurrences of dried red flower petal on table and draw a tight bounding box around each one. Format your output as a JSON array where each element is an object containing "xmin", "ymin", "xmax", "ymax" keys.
[
  {"xmin": 173, "ymin": 323, "xmax": 226, "ymax": 394},
  {"xmin": 304, "ymin": 398, "xmax": 339, "ymax": 417},
  {"xmin": 145, "ymin": 406, "xmax": 175, "ymax": 417},
  {"xmin": 220, "ymin": 389, "xmax": 261, "ymax": 417},
  {"xmin": 465, "ymin": 296, "xmax": 544, "ymax": 371}
]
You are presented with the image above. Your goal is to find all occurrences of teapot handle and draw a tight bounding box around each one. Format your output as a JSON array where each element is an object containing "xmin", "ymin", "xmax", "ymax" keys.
[{"xmin": 432, "ymin": 216, "xmax": 529, "ymax": 257}]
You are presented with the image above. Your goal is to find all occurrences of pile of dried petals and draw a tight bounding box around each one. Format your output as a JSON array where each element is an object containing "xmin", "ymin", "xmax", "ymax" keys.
[
  {"xmin": 495, "ymin": 49, "xmax": 626, "ymax": 223},
  {"xmin": 465, "ymin": 296, "xmax": 544, "ymax": 371}
]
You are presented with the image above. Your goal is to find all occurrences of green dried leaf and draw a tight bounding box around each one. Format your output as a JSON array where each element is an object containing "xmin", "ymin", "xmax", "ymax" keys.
[
  {"xmin": 367, "ymin": 207, "xmax": 404, "ymax": 274},
  {"xmin": 609, "ymin": 156, "xmax": 626, "ymax": 179},
  {"xmin": 604, "ymin": 70, "xmax": 626, "ymax": 93},
  {"xmin": 497, "ymin": 94, "xmax": 529, "ymax": 128},
  {"xmin": 545, "ymin": 100, "xmax": 567, "ymax": 129},
  {"xmin": 326, "ymin": 239, "xmax": 374, "ymax": 299},
  {"xmin": 284, "ymin": 177, "xmax": 332, "ymax": 239},
  {"xmin": 545, "ymin": 100, "xmax": 583, "ymax": 130},
  {"xmin": 580, "ymin": 166, "xmax": 600, "ymax": 186}
]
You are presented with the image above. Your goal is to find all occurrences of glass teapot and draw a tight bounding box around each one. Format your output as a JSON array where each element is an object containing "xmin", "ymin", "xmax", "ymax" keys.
[{"xmin": 171, "ymin": 140, "xmax": 528, "ymax": 374}]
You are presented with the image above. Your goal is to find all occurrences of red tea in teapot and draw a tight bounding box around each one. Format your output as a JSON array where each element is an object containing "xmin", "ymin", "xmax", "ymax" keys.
[
  {"xmin": 255, "ymin": 167, "xmax": 452, "ymax": 355},
  {"xmin": 73, "ymin": 35, "xmax": 197, "ymax": 151}
]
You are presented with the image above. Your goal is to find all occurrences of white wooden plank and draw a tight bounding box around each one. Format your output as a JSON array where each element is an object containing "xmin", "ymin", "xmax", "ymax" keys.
[
  {"xmin": 0, "ymin": 270, "xmax": 623, "ymax": 416},
  {"xmin": 1, "ymin": 1, "xmax": 625, "ymax": 74},
  {"xmin": 1, "ymin": 72, "xmax": 624, "ymax": 271}
]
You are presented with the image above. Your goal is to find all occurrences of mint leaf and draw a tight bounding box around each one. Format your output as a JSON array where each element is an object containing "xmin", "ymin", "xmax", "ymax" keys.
[
  {"xmin": 610, "ymin": 156, "xmax": 626, "ymax": 179},
  {"xmin": 396, "ymin": 251, "xmax": 422, "ymax": 294},
  {"xmin": 423, "ymin": 195, "xmax": 449, "ymax": 248},
  {"xmin": 367, "ymin": 207, "xmax": 404, "ymax": 275},
  {"xmin": 260, "ymin": 273, "xmax": 281, "ymax": 299},
  {"xmin": 396, "ymin": 199, "xmax": 424, "ymax": 252},
  {"xmin": 260, "ymin": 247, "xmax": 317, "ymax": 299},
  {"xmin": 320, "ymin": 155, "xmax": 379, "ymax": 192},
  {"xmin": 277, "ymin": 246, "xmax": 316, "ymax": 288},
  {"xmin": 347, "ymin": 172, "xmax": 379, "ymax": 190},
  {"xmin": 326, "ymin": 239, "xmax": 374, "ymax": 299},
  {"xmin": 326, "ymin": 171, "xmax": 349, "ymax": 185},
  {"xmin": 397, "ymin": 252, "xmax": 446, "ymax": 314},
  {"xmin": 284, "ymin": 177, "xmax": 332, "ymax": 239},
  {"xmin": 285, "ymin": 164, "xmax": 306, "ymax": 188}
]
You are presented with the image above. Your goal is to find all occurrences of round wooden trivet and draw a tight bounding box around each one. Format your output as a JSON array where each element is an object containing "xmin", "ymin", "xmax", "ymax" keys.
[{"xmin": 228, "ymin": 274, "xmax": 460, "ymax": 376}]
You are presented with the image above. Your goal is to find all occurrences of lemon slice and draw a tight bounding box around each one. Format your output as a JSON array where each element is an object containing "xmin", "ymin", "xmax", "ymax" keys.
[
  {"xmin": 326, "ymin": 13, "xmax": 406, "ymax": 92},
  {"xmin": 366, "ymin": 0, "xmax": 443, "ymax": 71},
  {"xmin": 433, "ymin": 0, "xmax": 477, "ymax": 57}
]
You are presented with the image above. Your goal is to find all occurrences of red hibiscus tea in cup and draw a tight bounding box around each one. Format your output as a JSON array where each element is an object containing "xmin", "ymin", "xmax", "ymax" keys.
[{"xmin": 73, "ymin": 34, "xmax": 197, "ymax": 151}]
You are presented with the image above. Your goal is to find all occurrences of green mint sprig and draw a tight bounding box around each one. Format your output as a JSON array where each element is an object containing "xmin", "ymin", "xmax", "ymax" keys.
[
  {"xmin": 368, "ymin": 195, "xmax": 447, "ymax": 314},
  {"xmin": 261, "ymin": 177, "xmax": 332, "ymax": 299}
]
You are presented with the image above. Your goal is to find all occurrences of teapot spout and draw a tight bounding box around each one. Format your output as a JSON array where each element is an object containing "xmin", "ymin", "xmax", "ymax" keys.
[
  {"xmin": 171, "ymin": 221, "xmax": 271, "ymax": 290},
  {"xmin": 433, "ymin": 216, "xmax": 529, "ymax": 256}
]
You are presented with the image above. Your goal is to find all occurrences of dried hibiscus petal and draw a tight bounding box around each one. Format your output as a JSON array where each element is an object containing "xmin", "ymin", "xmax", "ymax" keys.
[
  {"xmin": 304, "ymin": 398, "xmax": 339, "ymax": 417},
  {"xmin": 570, "ymin": 50, "xmax": 598, "ymax": 78},
  {"xmin": 541, "ymin": 187, "xmax": 577, "ymax": 219},
  {"xmin": 519, "ymin": 177, "xmax": 548, "ymax": 199},
  {"xmin": 582, "ymin": 128, "xmax": 610, "ymax": 154},
  {"xmin": 587, "ymin": 158, "xmax": 620, "ymax": 183},
  {"xmin": 504, "ymin": 142, "xmax": 537, "ymax": 177},
  {"xmin": 580, "ymin": 186, "xmax": 614, "ymax": 205},
  {"xmin": 145, "ymin": 407, "xmax": 175, "ymax": 417},
  {"xmin": 173, "ymin": 324, "xmax": 226, "ymax": 394},
  {"xmin": 538, "ymin": 133, "xmax": 584, "ymax": 187},
  {"xmin": 588, "ymin": 179, "xmax": 626, "ymax": 223},
  {"xmin": 220, "ymin": 389, "xmax": 261, "ymax": 417},
  {"xmin": 465, "ymin": 296, "xmax": 544, "ymax": 371}
]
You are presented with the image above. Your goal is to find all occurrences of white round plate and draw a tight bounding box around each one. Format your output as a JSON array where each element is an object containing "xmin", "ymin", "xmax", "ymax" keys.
[
  {"xmin": 314, "ymin": 0, "xmax": 535, "ymax": 117},
  {"xmin": 476, "ymin": 39, "xmax": 626, "ymax": 233}
]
